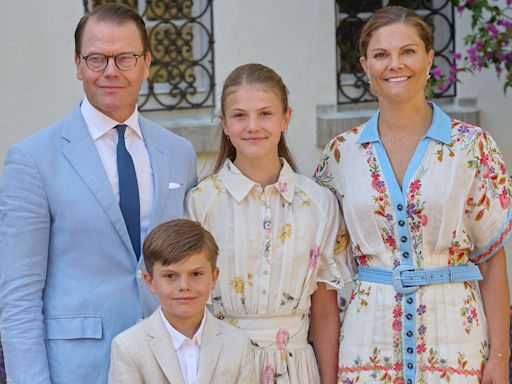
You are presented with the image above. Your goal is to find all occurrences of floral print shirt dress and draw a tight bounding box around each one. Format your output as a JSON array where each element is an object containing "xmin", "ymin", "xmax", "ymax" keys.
[
  {"xmin": 187, "ymin": 160, "xmax": 354, "ymax": 384},
  {"xmin": 314, "ymin": 103, "xmax": 512, "ymax": 384}
]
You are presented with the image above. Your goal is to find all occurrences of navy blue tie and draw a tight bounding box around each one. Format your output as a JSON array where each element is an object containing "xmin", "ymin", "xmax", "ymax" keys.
[{"xmin": 115, "ymin": 124, "xmax": 141, "ymax": 260}]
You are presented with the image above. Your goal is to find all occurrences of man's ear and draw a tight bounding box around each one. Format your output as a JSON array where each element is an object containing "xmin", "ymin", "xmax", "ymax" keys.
[{"xmin": 75, "ymin": 55, "xmax": 83, "ymax": 81}]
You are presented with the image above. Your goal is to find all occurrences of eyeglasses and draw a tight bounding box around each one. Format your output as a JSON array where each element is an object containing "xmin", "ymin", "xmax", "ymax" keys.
[{"xmin": 79, "ymin": 52, "xmax": 146, "ymax": 72}]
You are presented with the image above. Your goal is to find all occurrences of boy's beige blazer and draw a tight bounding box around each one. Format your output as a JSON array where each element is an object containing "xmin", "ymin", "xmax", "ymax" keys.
[{"xmin": 108, "ymin": 308, "xmax": 257, "ymax": 384}]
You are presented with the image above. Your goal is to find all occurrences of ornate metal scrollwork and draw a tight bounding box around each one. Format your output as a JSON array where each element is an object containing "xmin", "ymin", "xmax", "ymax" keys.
[{"xmin": 84, "ymin": 0, "xmax": 215, "ymax": 112}]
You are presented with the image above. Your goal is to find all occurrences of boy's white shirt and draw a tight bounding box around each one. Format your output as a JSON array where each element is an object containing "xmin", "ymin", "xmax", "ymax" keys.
[{"xmin": 159, "ymin": 308, "xmax": 207, "ymax": 384}]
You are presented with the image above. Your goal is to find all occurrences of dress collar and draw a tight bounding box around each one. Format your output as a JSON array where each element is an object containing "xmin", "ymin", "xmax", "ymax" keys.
[
  {"xmin": 218, "ymin": 159, "xmax": 296, "ymax": 203},
  {"xmin": 356, "ymin": 102, "xmax": 451, "ymax": 145}
]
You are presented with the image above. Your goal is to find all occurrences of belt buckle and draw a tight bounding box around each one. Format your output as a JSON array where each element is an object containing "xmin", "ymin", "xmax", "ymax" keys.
[{"xmin": 392, "ymin": 264, "xmax": 419, "ymax": 294}]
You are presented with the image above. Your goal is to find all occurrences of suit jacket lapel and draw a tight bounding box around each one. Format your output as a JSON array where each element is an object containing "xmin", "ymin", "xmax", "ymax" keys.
[
  {"xmin": 61, "ymin": 105, "xmax": 135, "ymax": 258},
  {"xmin": 147, "ymin": 310, "xmax": 185, "ymax": 384},
  {"xmin": 140, "ymin": 117, "xmax": 169, "ymax": 228},
  {"xmin": 197, "ymin": 311, "xmax": 222, "ymax": 383}
]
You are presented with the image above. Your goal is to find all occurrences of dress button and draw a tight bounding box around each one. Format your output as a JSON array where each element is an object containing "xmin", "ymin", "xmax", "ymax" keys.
[
  {"xmin": 407, "ymin": 379, "xmax": 412, "ymax": 384},
  {"xmin": 407, "ymin": 347, "xmax": 413, "ymax": 354},
  {"xmin": 406, "ymin": 313, "xmax": 413, "ymax": 320},
  {"xmin": 398, "ymin": 219, "xmax": 405, "ymax": 226},
  {"xmin": 136, "ymin": 269, "xmax": 143, "ymax": 279},
  {"xmin": 406, "ymin": 331, "xmax": 413, "ymax": 337},
  {"xmin": 262, "ymin": 289, "xmax": 267, "ymax": 295},
  {"xmin": 403, "ymin": 252, "xmax": 410, "ymax": 258},
  {"xmin": 263, "ymin": 270, "xmax": 268, "ymax": 275},
  {"xmin": 401, "ymin": 236, "xmax": 407, "ymax": 243},
  {"xmin": 406, "ymin": 298, "xmax": 413, "ymax": 304},
  {"xmin": 397, "ymin": 204, "xmax": 403, "ymax": 211},
  {"xmin": 407, "ymin": 363, "xmax": 413, "ymax": 369}
]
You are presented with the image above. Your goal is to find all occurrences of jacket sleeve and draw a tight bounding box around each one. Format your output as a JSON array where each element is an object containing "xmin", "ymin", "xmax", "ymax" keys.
[
  {"xmin": 108, "ymin": 336, "xmax": 145, "ymax": 384},
  {"xmin": 236, "ymin": 335, "xmax": 258, "ymax": 383},
  {"xmin": 0, "ymin": 145, "xmax": 52, "ymax": 383}
]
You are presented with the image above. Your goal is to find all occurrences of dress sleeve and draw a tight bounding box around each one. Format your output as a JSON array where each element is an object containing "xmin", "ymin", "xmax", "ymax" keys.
[
  {"xmin": 316, "ymin": 189, "xmax": 356, "ymax": 290},
  {"xmin": 464, "ymin": 130, "xmax": 512, "ymax": 264}
]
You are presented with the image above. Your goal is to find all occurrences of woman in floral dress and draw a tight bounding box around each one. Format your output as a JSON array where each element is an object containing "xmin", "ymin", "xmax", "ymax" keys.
[
  {"xmin": 315, "ymin": 6, "xmax": 511, "ymax": 384},
  {"xmin": 186, "ymin": 63, "xmax": 354, "ymax": 383}
]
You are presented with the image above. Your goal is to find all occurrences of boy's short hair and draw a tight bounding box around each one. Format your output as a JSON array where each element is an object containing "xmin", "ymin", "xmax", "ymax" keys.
[{"xmin": 143, "ymin": 219, "xmax": 218, "ymax": 275}]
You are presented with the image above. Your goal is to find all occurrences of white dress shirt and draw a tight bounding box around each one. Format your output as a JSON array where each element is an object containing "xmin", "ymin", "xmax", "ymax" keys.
[
  {"xmin": 160, "ymin": 308, "xmax": 206, "ymax": 384},
  {"xmin": 81, "ymin": 97, "xmax": 154, "ymax": 253}
]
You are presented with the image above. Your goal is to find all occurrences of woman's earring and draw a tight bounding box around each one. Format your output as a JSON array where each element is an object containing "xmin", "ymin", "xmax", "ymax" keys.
[
  {"xmin": 226, "ymin": 134, "xmax": 230, "ymax": 140},
  {"xmin": 427, "ymin": 70, "xmax": 431, "ymax": 80},
  {"xmin": 367, "ymin": 77, "xmax": 371, "ymax": 85}
]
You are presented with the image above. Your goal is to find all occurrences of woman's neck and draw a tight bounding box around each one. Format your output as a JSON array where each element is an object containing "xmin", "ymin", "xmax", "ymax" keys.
[
  {"xmin": 378, "ymin": 98, "xmax": 433, "ymax": 139},
  {"xmin": 233, "ymin": 156, "xmax": 283, "ymax": 188}
]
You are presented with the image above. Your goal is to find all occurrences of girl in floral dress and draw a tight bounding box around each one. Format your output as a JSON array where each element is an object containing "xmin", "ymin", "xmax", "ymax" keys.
[
  {"xmin": 315, "ymin": 6, "xmax": 511, "ymax": 384},
  {"xmin": 186, "ymin": 63, "xmax": 354, "ymax": 383}
]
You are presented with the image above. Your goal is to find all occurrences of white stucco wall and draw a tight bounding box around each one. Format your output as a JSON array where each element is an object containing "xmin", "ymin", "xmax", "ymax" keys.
[{"xmin": 0, "ymin": 1, "xmax": 83, "ymax": 173}]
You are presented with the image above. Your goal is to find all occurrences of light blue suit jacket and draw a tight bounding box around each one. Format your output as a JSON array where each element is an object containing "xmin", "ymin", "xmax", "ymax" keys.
[{"xmin": 0, "ymin": 104, "xmax": 197, "ymax": 384}]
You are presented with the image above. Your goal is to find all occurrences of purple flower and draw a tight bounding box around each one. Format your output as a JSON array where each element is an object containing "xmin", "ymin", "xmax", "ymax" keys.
[
  {"xmin": 452, "ymin": 52, "xmax": 462, "ymax": 61},
  {"xmin": 456, "ymin": 5, "xmax": 465, "ymax": 13},
  {"xmin": 417, "ymin": 304, "xmax": 427, "ymax": 316},
  {"xmin": 418, "ymin": 324, "xmax": 427, "ymax": 335},
  {"xmin": 485, "ymin": 23, "xmax": 499, "ymax": 38},
  {"xmin": 498, "ymin": 19, "xmax": 511, "ymax": 29},
  {"xmin": 432, "ymin": 66, "xmax": 443, "ymax": 78}
]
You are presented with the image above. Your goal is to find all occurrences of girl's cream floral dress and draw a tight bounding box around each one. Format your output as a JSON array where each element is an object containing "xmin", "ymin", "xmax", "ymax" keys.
[
  {"xmin": 314, "ymin": 103, "xmax": 512, "ymax": 384},
  {"xmin": 186, "ymin": 160, "xmax": 354, "ymax": 384}
]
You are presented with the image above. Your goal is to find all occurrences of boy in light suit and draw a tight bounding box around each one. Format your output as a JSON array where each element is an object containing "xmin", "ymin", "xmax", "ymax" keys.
[{"xmin": 108, "ymin": 219, "xmax": 256, "ymax": 384}]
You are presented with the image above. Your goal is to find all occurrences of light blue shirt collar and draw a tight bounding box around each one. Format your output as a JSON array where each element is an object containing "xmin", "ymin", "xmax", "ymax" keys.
[{"xmin": 356, "ymin": 102, "xmax": 451, "ymax": 145}]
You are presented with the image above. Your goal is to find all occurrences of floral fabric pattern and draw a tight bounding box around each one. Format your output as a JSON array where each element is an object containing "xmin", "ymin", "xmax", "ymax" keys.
[
  {"xmin": 187, "ymin": 159, "xmax": 354, "ymax": 383},
  {"xmin": 314, "ymin": 103, "xmax": 512, "ymax": 384}
]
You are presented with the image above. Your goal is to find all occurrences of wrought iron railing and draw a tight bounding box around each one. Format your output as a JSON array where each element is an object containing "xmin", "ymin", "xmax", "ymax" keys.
[
  {"xmin": 336, "ymin": 0, "xmax": 456, "ymax": 104},
  {"xmin": 83, "ymin": 0, "xmax": 215, "ymax": 112}
]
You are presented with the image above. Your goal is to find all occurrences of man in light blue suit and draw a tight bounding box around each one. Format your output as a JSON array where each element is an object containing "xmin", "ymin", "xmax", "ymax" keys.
[{"xmin": 0, "ymin": 4, "xmax": 196, "ymax": 383}]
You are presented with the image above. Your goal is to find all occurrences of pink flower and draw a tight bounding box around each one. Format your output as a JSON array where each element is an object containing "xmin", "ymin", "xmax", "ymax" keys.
[
  {"xmin": 275, "ymin": 180, "xmax": 288, "ymax": 193},
  {"xmin": 261, "ymin": 365, "xmax": 276, "ymax": 384},
  {"xmin": 392, "ymin": 319, "xmax": 402, "ymax": 332},
  {"xmin": 421, "ymin": 214, "xmax": 428, "ymax": 227},
  {"xmin": 309, "ymin": 247, "xmax": 320, "ymax": 268},
  {"xmin": 416, "ymin": 342, "xmax": 426, "ymax": 354},
  {"xmin": 275, "ymin": 328, "xmax": 289, "ymax": 349},
  {"xmin": 499, "ymin": 189, "xmax": 510, "ymax": 209},
  {"xmin": 409, "ymin": 179, "xmax": 422, "ymax": 193}
]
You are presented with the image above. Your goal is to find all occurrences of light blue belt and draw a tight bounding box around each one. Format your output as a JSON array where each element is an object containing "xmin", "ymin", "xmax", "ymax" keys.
[{"xmin": 357, "ymin": 264, "xmax": 483, "ymax": 294}]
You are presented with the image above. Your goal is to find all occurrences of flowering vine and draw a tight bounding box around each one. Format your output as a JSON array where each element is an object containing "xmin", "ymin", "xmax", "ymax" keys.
[{"xmin": 431, "ymin": 0, "xmax": 512, "ymax": 94}]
